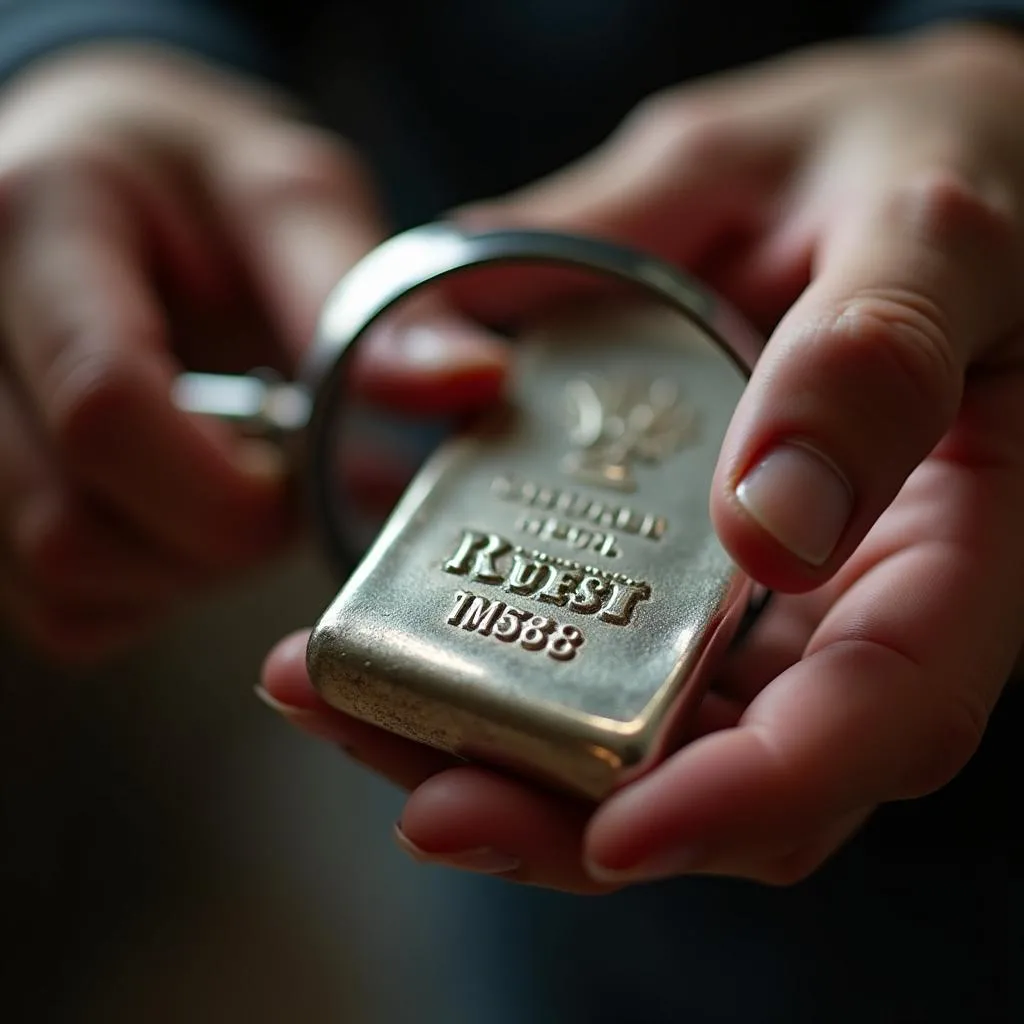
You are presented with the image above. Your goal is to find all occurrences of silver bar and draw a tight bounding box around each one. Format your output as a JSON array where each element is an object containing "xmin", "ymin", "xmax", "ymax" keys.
[{"xmin": 308, "ymin": 302, "xmax": 754, "ymax": 801}]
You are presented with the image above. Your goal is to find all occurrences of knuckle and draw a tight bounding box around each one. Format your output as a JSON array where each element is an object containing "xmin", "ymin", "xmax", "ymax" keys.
[
  {"xmin": 892, "ymin": 170, "xmax": 1017, "ymax": 259},
  {"xmin": 754, "ymin": 856, "xmax": 820, "ymax": 888},
  {"xmin": 668, "ymin": 115, "xmax": 741, "ymax": 170},
  {"xmin": 619, "ymin": 92, "xmax": 738, "ymax": 168},
  {"xmin": 224, "ymin": 125, "xmax": 376, "ymax": 209},
  {"xmin": 0, "ymin": 144, "xmax": 140, "ymax": 244},
  {"xmin": 44, "ymin": 345, "xmax": 143, "ymax": 464},
  {"xmin": 833, "ymin": 290, "xmax": 963, "ymax": 429},
  {"xmin": 0, "ymin": 154, "xmax": 70, "ymax": 235},
  {"xmin": 897, "ymin": 688, "xmax": 989, "ymax": 799},
  {"xmin": 926, "ymin": 31, "xmax": 1024, "ymax": 96},
  {"xmin": 620, "ymin": 89, "xmax": 688, "ymax": 138}
]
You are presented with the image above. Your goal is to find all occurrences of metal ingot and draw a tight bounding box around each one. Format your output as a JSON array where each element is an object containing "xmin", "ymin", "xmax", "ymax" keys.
[
  {"xmin": 174, "ymin": 225, "xmax": 762, "ymax": 801},
  {"xmin": 308, "ymin": 301, "xmax": 754, "ymax": 801}
]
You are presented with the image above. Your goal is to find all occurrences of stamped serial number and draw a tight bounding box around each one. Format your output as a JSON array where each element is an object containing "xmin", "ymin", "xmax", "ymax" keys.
[{"xmin": 446, "ymin": 590, "xmax": 585, "ymax": 662}]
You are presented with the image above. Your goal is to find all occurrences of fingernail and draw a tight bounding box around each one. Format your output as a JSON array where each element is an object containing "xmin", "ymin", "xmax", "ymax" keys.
[
  {"xmin": 254, "ymin": 684, "xmax": 310, "ymax": 720},
  {"xmin": 734, "ymin": 442, "xmax": 853, "ymax": 566},
  {"xmin": 393, "ymin": 823, "xmax": 521, "ymax": 875},
  {"xmin": 236, "ymin": 438, "xmax": 288, "ymax": 484},
  {"xmin": 586, "ymin": 844, "xmax": 712, "ymax": 884},
  {"xmin": 253, "ymin": 685, "xmax": 353, "ymax": 748}
]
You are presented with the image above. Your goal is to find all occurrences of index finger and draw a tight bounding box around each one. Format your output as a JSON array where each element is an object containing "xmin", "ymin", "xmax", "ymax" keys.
[
  {"xmin": 205, "ymin": 126, "xmax": 509, "ymax": 411},
  {"xmin": 0, "ymin": 153, "xmax": 291, "ymax": 570}
]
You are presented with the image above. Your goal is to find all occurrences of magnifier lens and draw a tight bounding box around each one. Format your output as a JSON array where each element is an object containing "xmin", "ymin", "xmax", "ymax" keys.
[
  {"xmin": 317, "ymin": 275, "xmax": 514, "ymax": 560},
  {"xmin": 311, "ymin": 260, "xmax": 749, "ymax": 573}
]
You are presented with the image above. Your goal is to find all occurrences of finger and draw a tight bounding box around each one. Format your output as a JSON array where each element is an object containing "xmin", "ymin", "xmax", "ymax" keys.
[
  {"xmin": 398, "ymin": 768, "xmax": 611, "ymax": 893},
  {"xmin": 712, "ymin": 168, "xmax": 1024, "ymax": 591},
  {"xmin": 448, "ymin": 98, "xmax": 782, "ymax": 324},
  {"xmin": 0, "ymin": 373, "xmax": 191, "ymax": 606},
  {"xmin": 12, "ymin": 491, "xmax": 197, "ymax": 605},
  {"xmin": 259, "ymin": 631, "xmax": 459, "ymax": 790},
  {"xmin": 347, "ymin": 295, "xmax": 509, "ymax": 415},
  {"xmin": 203, "ymin": 127, "xmax": 384, "ymax": 356},
  {"xmin": 587, "ymin": 407, "xmax": 1024, "ymax": 884},
  {"xmin": 0, "ymin": 583, "xmax": 168, "ymax": 665},
  {"xmin": 0, "ymin": 374, "xmax": 182, "ymax": 663},
  {"xmin": 675, "ymin": 808, "xmax": 873, "ymax": 886},
  {"xmin": 0, "ymin": 153, "xmax": 291, "ymax": 571},
  {"xmin": 713, "ymin": 590, "xmax": 822, "ymax": 706},
  {"xmin": 261, "ymin": 632, "xmax": 609, "ymax": 891},
  {"xmin": 205, "ymin": 126, "xmax": 508, "ymax": 404}
]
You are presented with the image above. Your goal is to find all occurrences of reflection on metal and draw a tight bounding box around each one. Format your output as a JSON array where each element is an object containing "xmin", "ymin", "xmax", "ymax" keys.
[{"xmin": 562, "ymin": 375, "xmax": 699, "ymax": 492}]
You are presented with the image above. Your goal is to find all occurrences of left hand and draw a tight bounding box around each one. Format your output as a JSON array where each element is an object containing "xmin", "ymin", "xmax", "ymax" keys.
[{"xmin": 260, "ymin": 23, "xmax": 1024, "ymax": 892}]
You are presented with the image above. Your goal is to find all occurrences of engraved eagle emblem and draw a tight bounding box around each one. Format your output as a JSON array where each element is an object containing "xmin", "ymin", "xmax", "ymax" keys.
[{"xmin": 561, "ymin": 375, "xmax": 698, "ymax": 492}]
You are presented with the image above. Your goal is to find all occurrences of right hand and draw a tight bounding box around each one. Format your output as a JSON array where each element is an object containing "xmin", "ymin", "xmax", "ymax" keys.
[{"xmin": 0, "ymin": 46, "xmax": 507, "ymax": 662}]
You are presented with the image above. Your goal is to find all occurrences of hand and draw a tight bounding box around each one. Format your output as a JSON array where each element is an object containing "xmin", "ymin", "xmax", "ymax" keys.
[
  {"xmin": 0, "ymin": 47, "xmax": 506, "ymax": 662},
  {"xmin": 260, "ymin": 24, "xmax": 1024, "ymax": 891}
]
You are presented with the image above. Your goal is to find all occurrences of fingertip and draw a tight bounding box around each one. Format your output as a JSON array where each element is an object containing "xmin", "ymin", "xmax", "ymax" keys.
[
  {"xmin": 711, "ymin": 445, "xmax": 854, "ymax": 593},
  {"xmin": 399, "ymin": 767, "xmax": 611, "ymax": 892},
  {"xmin": 354, "ymin": 313, "xmax": 510, "ymax": 414},
  {"xmin": 392, "ymin": 821, "xmax": 522, "ymax": 876},
  {"xmin": 399, "ymin": 767, "xmax": 566, "ymax": 861},
  {"xmin": 399, "ymin": 766, "xmax": 510, "ymax": 843},
  {"xmin": 260, "ymin": 628, "xmax": 315, "ymax": 704}
]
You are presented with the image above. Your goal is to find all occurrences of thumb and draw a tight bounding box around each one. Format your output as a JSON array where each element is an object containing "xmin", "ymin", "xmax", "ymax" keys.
[{"xmin": 712, "ymin": 169, "xmax": 1022, "ymax": 591}]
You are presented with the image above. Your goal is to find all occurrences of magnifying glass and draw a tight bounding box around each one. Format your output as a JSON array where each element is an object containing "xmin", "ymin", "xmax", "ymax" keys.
[{"xmin": 174, "ymin": 223, "xmax": 769, "ymax": 800}]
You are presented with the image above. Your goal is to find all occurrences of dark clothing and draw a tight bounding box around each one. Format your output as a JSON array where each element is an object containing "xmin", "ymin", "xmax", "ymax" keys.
[
  {"xmin": 2, "ymin": 1, "xmax": 1024, "ymax": 214},
  {"xmin": 0, "ymin": 2, "xmax": 1020, "ymax": 1022}
]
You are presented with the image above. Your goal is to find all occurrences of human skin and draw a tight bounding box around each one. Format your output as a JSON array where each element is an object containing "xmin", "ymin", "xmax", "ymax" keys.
[
  {"xmin": 261, "ymin": 23, "xmax": 1024, "ymax": 891},
  {"xmin": 0, "ymin": 46, "xmax": 506, "ymax": 661}
]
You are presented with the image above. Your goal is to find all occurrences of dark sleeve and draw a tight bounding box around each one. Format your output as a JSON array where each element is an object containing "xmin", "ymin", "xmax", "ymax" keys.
[
  {"xmin": 870, "ymin": 0, "xmax": 1024, "ymax": 31},
  {"xmin": 0, "ymin": 0, "xmax": 279, "ymax": 89}
]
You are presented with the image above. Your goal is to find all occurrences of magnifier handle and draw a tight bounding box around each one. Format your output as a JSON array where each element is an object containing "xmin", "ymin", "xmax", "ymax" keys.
[{"xmin": 171, "ymin": 370, "xmax": 313, "ymax": 441}]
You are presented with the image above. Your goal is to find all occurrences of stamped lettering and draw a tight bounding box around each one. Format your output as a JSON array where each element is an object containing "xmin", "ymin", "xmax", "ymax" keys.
[
  {"xmin": 492, "ymin": 475, "xmax": 667, "ymax": 542},
  {"xmin": 515, "ymin": 514, "xmax": 622, "ymax": 558},
  {"xmin": 443, "ymin": 528, "xmax": 650, "ymax": 627},
  {"xmin": 447, "ymin": 590, "xmax": 585, "ymax": 661}
]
